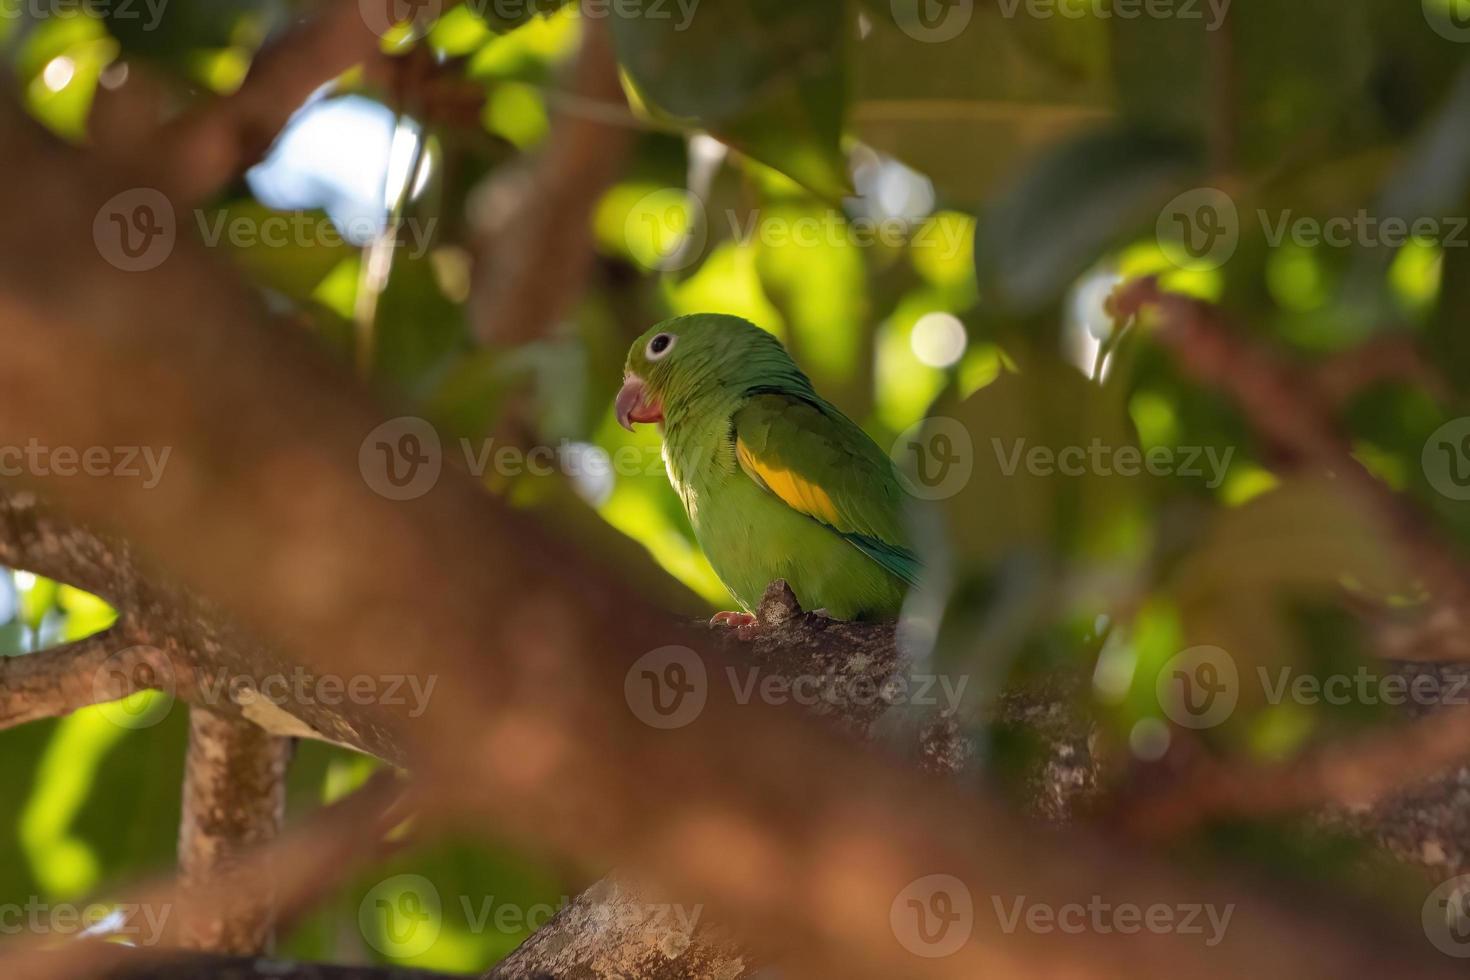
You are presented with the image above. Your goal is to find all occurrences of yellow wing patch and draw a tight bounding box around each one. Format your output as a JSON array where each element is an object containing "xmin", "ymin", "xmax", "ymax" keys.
[{"xmin": 736, "ymin": 438, "xmax": 842, "ymax": 527}]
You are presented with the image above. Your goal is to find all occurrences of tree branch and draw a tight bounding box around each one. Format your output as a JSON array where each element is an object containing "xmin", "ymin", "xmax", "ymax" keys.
[
  {"xmin": 1312, "ymin": 334, "xmax": 1453, "ymax": 408},
  {"xmin": 0, "ymin": 626, "xmax": 179, "ymax": 730},
  {"xmin": 487, "ymin": 582, "xmax": 974, "ymax": 980},
  {"xmin": 0, "ymin": 486, "xmax": 402, "ymax": 759},
  {"xmin": 1119, "ymin": 662, "xmax": 1470, "ymax": 838},
  {"xmin": 1109, "ymin": 277, "xmax": 1470, "ymax": 640},
  {"xmin": 178, "ymin": 707, "xmax": 293, "ymax": 954}
]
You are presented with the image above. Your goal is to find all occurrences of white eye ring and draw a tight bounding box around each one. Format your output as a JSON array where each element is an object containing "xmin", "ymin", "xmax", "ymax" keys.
[{"xmin": 646, "ymin": 332, "xmax": 677, "ymax": 360}]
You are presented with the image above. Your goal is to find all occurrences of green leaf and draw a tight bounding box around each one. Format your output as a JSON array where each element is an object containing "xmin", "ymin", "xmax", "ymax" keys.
[
  {"xmin": 973, "ymin": 126, "xmax": 1200, "ymax": 312},
  {"xmin": 753, "ymin": 201, "xmax": 870, "ymax": 398},
  {"xmin": 68, "ymin": 715, "xmax": 189, "ymax": 886},
  {"xmin": 1111, "ymin": 0, "xmax": 1372, "ymax": 172},
  {"xmin": 908, "ymin": 344, "xmax": 1148, "ymax": 673},
  {"xmin": 373, "ymin": 254, "xmax": 469, "ymax": 396},
  {"xmin": 56, "ymin": 585, "xmax": 117, "ymax": 641},
  {"xmin": 1170, "ymin": 477, "xmax": 1409, "ymax": 610},
  {"xmin": 99, "ymin": 0, "xmax": 262, "ymax": 76},
  {"xmin": 718, "ymin": 69, "xmax": 851, "ymax": 202},
  {"xmin": 1157, "ymin": 477, "xmax": 1408, "ymax": 734},
  {"xmin": 479, "ymin": 0, "xmax": 575, "ymax": 33},
  {"xmin": 17, "ymin": 575, "xmax": 58, "ymax": 633},
  {"xmin": 1342, "ymin": 65, "xmax": 1470, "ymax": 318},
  {"xmin": 918, "ymin": 346, "xmax": 1139, "ymax": 568},
  {"xmin": 1428, "ymin": 244, "xmax": 1470, "ymax": 392},
  {"xmin": 610, "ymin": 0, "xmax": 851, "ymax": 198},
  {"xmin": 203, "ymin": 202, "xmax": 351, "ymax": 303},
  {"xmin": 851, "ymin": 5, "xmax": 1112, "ymax": 205}
]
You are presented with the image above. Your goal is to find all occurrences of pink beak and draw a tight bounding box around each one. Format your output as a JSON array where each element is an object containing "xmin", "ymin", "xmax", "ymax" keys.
[{"xmin": 615, "ymin": 374, "xmax": 664, "ymax": 431}]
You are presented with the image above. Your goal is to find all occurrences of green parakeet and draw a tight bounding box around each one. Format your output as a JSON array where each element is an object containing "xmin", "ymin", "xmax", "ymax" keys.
[{"xmin": 616, "ymin": 313, "xmax": 919, "ymax": 623}]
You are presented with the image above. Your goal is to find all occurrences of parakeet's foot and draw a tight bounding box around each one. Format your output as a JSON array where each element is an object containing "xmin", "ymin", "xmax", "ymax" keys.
[{"xmin": 710, "ymin": 611, "xmax": 758, "ymax": 629}]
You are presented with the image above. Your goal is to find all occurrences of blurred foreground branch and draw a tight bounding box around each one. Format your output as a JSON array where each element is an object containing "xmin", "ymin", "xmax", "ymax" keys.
[
  {"xmin": 488, "ymin": 582, "xmax": 969, "ymax": 980},
  {"xmin": 1, "ymin": 95, "xmax": 1468, "ymax": 980}
]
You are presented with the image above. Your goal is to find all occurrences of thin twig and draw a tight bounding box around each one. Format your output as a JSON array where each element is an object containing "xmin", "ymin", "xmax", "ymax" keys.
[
  {"xmin": 353, "ymin": 116, "xmax": 429, "ymax": 379},
  {"xmin": 0, "ymin": 626, "xmax": 184, "ymax": 731}
]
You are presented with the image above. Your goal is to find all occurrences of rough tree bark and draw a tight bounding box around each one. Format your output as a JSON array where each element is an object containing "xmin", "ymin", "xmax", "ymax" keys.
[
  {"xmin": 177, "ymin": 709, "xmax": 293, "ymax": 953},
  {"xmin": 10, "ymin": 492, "xmax": 1470, "ymax": 978},
  {"xmin": 0, "ymin": 488, "xmax": 405, "ymax": 759}
]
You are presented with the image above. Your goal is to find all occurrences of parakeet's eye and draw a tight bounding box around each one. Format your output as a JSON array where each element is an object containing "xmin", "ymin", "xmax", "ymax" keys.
[{"xmin": 646, "ymin": 333, "xmax": 676, "ymax": 360}]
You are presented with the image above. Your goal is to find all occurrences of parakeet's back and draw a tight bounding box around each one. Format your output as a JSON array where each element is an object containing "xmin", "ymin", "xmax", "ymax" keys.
[{"xmin": 619, "ymin": 314, "xmax": 918, "ymax": 621}]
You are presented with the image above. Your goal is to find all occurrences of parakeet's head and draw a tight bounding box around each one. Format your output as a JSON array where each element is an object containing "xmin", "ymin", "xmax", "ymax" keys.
[{"xmin": 616, "ymin": 313, "xmax": 810, "ymax": 430}]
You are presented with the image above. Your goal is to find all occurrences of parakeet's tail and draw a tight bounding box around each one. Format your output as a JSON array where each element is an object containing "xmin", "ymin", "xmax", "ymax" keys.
[{"xmin": 842, "ymin": 531, "xmax": 921, "ymax": 588}]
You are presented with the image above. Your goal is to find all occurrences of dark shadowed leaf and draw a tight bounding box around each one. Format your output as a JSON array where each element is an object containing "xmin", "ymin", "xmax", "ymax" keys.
[
  {"xmin": 974, "ymin": 126, "xmax": 1199, "ymax": 311},
  {"xmin": 610, "ymin": 0, "xmax": 851, "ymax": 198},
  {"xmin": 851, "ymin": 5, "xmax": 1112, "ymax": 206}
]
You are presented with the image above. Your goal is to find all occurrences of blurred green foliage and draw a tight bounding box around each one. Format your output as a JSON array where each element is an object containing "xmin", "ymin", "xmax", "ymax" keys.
[{"xmin": 4, "ymin": 0, "xmax": 1470, "ymax": 970}]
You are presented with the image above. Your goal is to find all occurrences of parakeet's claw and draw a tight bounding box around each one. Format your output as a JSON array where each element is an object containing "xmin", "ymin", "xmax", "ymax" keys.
[{"xmin": 710, "ymin": 610, "xmax": 758, "ymax": 629}]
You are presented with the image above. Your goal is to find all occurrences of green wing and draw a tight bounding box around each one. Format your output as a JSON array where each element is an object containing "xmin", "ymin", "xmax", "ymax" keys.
[{"xmin": 733, "ymin": 392, "xmax": 921, "ymax": 587}]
